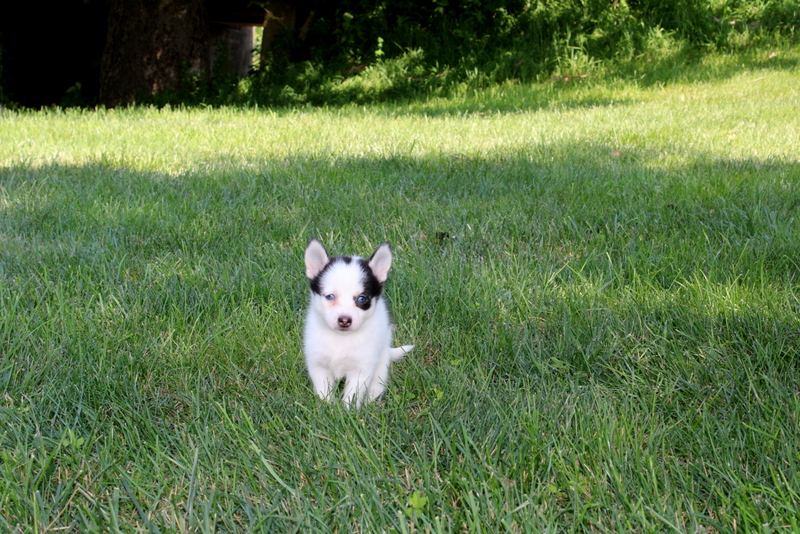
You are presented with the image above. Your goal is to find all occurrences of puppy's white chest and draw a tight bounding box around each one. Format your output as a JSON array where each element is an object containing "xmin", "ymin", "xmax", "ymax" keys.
[{"xmin": 304, "ymin": 314, "xmax": 385, "ymax": 373}]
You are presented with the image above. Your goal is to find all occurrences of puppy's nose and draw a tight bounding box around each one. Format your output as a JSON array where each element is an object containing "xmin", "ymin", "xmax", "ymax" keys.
[{"xmin": 338, "ymin": 316, "xmax": 352, "ymax": 329}]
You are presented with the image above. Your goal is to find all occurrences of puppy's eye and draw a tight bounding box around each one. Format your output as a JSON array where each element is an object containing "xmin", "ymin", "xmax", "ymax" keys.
[
  {"xmin": 325, "ymin": 294, "xmax": 335, "ymax": 300},
  {"xmin": 356, "ymin": 295, "xmax": 368, "ymax": 304}
]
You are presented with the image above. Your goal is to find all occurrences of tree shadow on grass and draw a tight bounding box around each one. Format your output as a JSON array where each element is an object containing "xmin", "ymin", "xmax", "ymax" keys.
[
  {"xmin": 0, "ymin": 149, "xmax": 798, "ymax": 528},
  {"xmin": 2, "ymin": 138, "xmax": 799, "ymax": 533},
  {"xmin": 1, "ymin": 145, "xmax": 797, "ymax": 367},
  {"xmin": 0, "ymin": 143, "xmax": 797, "ymax": 279}
]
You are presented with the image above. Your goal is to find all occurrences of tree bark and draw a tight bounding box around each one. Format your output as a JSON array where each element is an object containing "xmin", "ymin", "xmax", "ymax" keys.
[
  {"xmin": 100, "ymin": 0, "xmax": 212, "ymax": 106},
  {"xmin": 260, "ymin": 0, "xmax": 296, "ymax": 65}
]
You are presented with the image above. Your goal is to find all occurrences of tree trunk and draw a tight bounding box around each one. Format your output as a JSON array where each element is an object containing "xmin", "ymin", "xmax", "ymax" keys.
[
  {"xmin": 260, "ymin": 0, "xmax": 296, "ymax": 65},
  {"xmin": 100, "ymin": 0, "xmax": 212, "ymax": 107}
]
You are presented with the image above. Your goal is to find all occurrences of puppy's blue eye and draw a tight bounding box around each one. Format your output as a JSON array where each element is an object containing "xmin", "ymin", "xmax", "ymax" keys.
[
  {"xmin": 356, "ymin": 295, "xmax": 368, "ymax": 304},
  {"xmin": 325, "ymin": 294, "xmax": 335, "ymax": 300}
]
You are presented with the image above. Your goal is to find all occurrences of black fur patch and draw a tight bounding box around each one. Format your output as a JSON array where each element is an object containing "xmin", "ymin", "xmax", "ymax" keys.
[
  {"xmin": 354, "ymin": 297, "xmax": 372, "ymax": 310},
  {"xmin": 309, "ymin": 256, "xmax": 340, "ymax": 295},
  {"xmin": 357, "ymin": 258, "xmax": 383, "ymax": 310}
]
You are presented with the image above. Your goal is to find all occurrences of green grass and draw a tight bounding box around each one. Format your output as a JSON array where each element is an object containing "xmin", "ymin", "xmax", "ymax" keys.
[{"xmin": 0, "ymin": 46, "xmax": 799, "ymax": 532}]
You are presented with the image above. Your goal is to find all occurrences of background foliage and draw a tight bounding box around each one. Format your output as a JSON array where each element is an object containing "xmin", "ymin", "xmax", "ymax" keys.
[
  {"xmin": 0, "ymin": 0, "xmax": 797, "ymax": 107},
  {"xmin": 206, "ymin": 0, "xmax": 800, "ymax": 106}
]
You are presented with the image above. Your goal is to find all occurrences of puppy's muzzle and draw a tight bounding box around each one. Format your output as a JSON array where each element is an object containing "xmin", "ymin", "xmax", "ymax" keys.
[{"xmin": 337, "ymin": 315, "xmax": 353, "ymax": 329}]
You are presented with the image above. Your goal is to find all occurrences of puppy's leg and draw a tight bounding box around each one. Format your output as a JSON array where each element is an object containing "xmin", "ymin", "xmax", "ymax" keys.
[
  {"xmin": 366, "ymin": 358, "xmax": 390, "ymax": 403},
  {"xmin": 342, "ymin": 370, "xmax": 371, "ymax": 409},
  {"xmin": 308, "ymin": 364, "xmax": 336, "ymax": 401}
]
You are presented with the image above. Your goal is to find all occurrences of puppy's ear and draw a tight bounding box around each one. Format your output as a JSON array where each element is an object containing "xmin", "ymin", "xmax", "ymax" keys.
[
  {"xmin": 368, "ymin": 242, "xmax": 393, "ymax": 283},
  {"xmin": 305, "ymin": 239, "xmax": 329, "ymax": 279}
]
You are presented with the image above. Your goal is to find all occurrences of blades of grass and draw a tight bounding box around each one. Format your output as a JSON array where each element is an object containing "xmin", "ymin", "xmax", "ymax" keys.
[
  {"xmin": 185, "ymin": 447, "xmax": 200, "ymax": 525},
  {"xmin": 120, "ymin": 476, "xmax": 161, "ymax": 534}
]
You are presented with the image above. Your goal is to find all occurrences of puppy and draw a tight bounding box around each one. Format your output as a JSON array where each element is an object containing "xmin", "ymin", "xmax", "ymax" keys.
[{"xmin": 303, "ymin": 239, "xmax": 413, "ymax": 408}]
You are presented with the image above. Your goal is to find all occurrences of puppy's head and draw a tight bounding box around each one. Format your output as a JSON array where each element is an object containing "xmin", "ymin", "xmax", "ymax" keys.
[{"xmin": 304, "ymin": 239, "xmax": 392, "ymax": 332}]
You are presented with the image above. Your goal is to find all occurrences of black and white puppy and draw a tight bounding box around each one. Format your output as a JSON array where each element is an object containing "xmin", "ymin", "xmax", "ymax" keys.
[{"xmin": 303, "ymin": 239, "xmax": 413, "ymax": 408}]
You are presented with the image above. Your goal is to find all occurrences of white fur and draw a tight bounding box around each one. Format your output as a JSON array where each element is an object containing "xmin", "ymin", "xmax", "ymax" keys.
[{"xmin": 303, "ymin": 239, "xmax": 413, "ymax": 408}]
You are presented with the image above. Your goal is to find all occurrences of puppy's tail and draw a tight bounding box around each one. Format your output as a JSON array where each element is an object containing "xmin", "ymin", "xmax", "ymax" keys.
[{"xmin": 389, "ymin": 345, "xmax": 414, "ymax": 362}]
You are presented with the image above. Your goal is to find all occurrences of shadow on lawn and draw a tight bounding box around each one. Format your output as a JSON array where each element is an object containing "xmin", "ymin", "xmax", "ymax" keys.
[
  {"xmin": 0, "ymin": 145, "xmax": 798, "ymax": 419},
  {"xmin": 0, "ymin": 143, "xmax": 797, "ymax": 265}
]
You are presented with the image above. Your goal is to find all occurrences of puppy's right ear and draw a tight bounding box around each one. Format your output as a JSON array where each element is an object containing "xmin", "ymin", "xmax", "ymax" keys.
[{"xmin": 305, "ymin": 239, "xmax": 329, "ymax": 279}]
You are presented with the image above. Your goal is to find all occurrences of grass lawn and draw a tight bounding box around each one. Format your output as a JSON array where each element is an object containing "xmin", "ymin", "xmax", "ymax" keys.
[{"xmin": 0, "ymin": 45, "xmax": 799, "ymax": 532}]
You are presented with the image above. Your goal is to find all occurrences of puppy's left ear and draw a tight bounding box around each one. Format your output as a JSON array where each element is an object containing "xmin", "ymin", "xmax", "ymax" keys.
[{"xmin": 368, "ymin": 242, "xmax": 393, "ymax": 283}]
